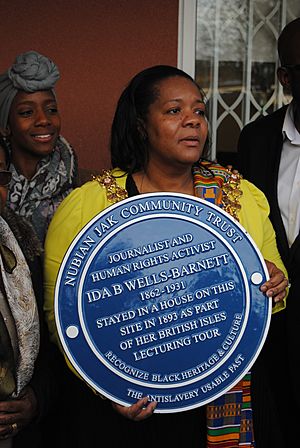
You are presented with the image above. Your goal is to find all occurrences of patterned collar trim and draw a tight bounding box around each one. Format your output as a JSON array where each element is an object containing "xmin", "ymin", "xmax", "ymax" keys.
[
  {"xmin": 93, "ymin": 170, "xmax": 128, "ymax": 203},
  {"xmin": 221, "ymin": 165, "xmax": 243, "ymax": 221},
  {"xmin": 94, "ymin": 165, "xmax": 243, "ymax": 222},
  {"xmin": 193, "ymin": 161, "xmax": 243, "ymax": 221}
]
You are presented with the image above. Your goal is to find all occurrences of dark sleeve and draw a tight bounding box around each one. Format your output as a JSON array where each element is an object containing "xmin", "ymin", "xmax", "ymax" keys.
[
  {"xmin": 236, "ymin": 123, "xmax": 255, "ymax": 179},
  {"xmin": 251, "ymin": 352, "xmax": 286, "ymax": 448},
  {"xmin": 27, "ymin": 254, "xmax": 60, "ymax": 421}
]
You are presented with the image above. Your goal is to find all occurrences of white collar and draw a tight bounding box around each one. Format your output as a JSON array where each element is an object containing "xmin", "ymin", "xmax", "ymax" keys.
[{"xmin": 282, "ymin": 101, "xmax": 300, "ymax": 144}]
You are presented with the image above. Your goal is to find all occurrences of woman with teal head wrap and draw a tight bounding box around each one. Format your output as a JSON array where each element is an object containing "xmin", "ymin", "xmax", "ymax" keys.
[
  {"xmin": 0, "ymin": 50, "xmax": 78, "ymax": 244},
  {"xmin": 0, "ymin": 51, "xmax": 77, "ymax": 448}
]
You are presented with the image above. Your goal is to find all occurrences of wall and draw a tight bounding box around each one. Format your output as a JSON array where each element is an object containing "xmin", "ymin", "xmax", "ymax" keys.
[{"xmin": 0, "ymin": 0, "xmax": 179, "ymax": 174}]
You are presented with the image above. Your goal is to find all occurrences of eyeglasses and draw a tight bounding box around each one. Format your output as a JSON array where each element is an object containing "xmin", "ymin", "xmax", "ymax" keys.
[
  {"xmin": 0, "ymin": 170, "xmax": 12, "ymax": 187},
  {"xmin": 282, "ymin": 64, "xmax": 300, "ymax": 71}
]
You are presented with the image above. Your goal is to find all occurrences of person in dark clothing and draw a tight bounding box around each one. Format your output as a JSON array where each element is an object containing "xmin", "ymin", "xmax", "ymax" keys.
[{"xmin": 237, "ymin": 18, "xmax": 300, "ymax": 447}]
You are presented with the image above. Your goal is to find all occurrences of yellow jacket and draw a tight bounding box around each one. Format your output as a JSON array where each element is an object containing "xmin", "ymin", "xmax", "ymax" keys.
[{"xmin": 44, "ymin": 169, "xmax": 287, "ymax": 350}]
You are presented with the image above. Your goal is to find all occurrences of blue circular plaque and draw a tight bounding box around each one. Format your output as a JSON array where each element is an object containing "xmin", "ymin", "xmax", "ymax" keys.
[{"xmin": 55, "ymin": 193, "xmax": 271, "ymax": 413}]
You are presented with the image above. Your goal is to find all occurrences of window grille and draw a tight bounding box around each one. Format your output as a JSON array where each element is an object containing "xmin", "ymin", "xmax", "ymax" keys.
[{"xmin": 178, "ymin": 0, "xmax": 300, "ymax": 162}]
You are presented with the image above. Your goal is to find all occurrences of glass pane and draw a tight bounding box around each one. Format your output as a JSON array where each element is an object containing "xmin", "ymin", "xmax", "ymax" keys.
[{"xmin": 195, "ymin": 0, "xmax": 300, "ymax": 163}]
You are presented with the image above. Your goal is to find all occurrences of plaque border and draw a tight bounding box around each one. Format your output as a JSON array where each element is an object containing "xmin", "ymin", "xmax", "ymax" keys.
[{"xmin": 54, "ymin": 192, "xmax": 271, "ymax": 413}]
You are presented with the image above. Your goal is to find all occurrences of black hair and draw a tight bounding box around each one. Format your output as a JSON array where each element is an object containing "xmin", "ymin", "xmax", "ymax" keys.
[
  {"xmin": 278, "ymin": 17, "xmax": 300, "ymax": 65},
  {"xmin": 110, "ymin": 65, "xmax": 210, "ymax": 173},
  {"xmin": 0, "ymin": 136, "xmax": 10, "ymax": 167}
]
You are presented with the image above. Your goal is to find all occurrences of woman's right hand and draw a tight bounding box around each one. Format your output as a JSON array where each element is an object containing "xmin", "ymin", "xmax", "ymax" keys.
[
  {"xmin": 0, "ymin": 386, "xmax": 38, "ymax": 440},
  {"xmin": 111, "ymin": 396, "xmax": 157, "ymax": 421}
]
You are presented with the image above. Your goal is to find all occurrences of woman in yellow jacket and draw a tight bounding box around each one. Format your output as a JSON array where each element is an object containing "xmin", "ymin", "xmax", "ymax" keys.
[{"xmin": 44, "ymin": 65, "xmax": 288, "ymax": 448}]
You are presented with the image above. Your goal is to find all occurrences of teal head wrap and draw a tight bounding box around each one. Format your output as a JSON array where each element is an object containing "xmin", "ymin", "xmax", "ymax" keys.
[{"xmin": 0, "ymin": 50, "xmax": 60, "ymax": 130}]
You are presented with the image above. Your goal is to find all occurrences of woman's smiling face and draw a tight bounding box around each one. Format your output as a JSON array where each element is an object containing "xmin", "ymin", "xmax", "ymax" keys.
[{"xmin": 7, "ymin": 89, "xmax": 61, "ymax": 160}]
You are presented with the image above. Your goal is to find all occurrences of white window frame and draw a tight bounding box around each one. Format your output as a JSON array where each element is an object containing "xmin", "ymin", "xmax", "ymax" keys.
[{"xmin": 177, "ymin": 0, "xmax": 197, "ymax": 78}]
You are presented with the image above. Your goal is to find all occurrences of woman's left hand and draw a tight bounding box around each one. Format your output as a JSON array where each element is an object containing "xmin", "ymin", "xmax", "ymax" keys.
[
  {"xmin": 0, "ymin": 386, "xmax": 38, "ymax": 440},
  {"xmin": 111, "ymin": 396, "xmax": 157, "ymax": 421},
  {"xmin": 261, "ymin": 259, "xmax": 289, "ymax": 305}
]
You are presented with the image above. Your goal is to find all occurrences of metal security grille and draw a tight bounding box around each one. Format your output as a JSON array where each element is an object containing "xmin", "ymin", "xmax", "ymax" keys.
[{"xmin": 194, "ymin": 0, "xmax": 300, "ymax": 161}]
